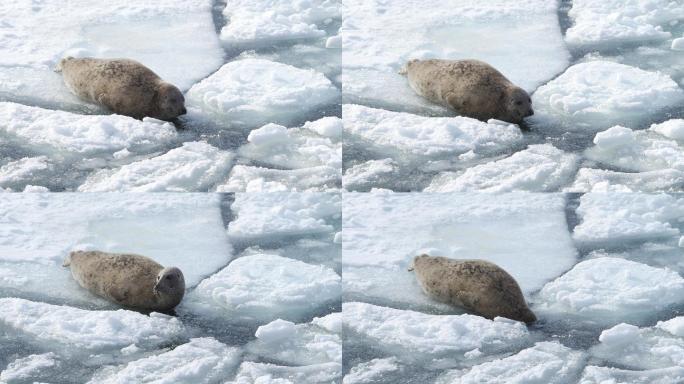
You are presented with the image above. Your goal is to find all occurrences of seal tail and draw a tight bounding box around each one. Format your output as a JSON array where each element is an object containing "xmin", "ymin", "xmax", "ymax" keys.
[
  {"xmin": 62, "ymin": 252, "xmax": 73, "ymax": 267},
  {"xmin": 398, "ymin": 59, "xmax": 419, "ymax": 76},
  {"xmin": 54, "ymin": 56, "xmax": 74, "ymax": 73}
]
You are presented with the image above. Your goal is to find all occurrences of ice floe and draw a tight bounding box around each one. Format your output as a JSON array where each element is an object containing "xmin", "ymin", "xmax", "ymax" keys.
[
  {"xmin": 185, "ymin": 59, "xmax": 339, "ymax": 128},
  {"xmin": 182, "ymin": 254, "xmax": 340, "ymax": 323},
  {"xmin": 229, "ymin": 361, "xmax": 342, "ymax": 384},
  {"xmin": 342, "ymin": 159, "xmax": 398, "ymax": 191},
  {"xmin": 567, "ymin": 168, "xmax": 684, "ymax": 192},
  {"xmin": 580, "ymin": 365, "xmax": 684, "ymax": 384},
  {"xmin": 218, "ymin": 165, "xmax": 341, "ymax": 192},
  {"xmin": 0, "ymin": 352, "xmax": 57, "ymax": 383},
  {"xmin": 0, "ymin": 156, "xmax": 55, "ymax": 192},
  {"xmin": 343, "ymin": 358, "xmax": 401, "ymax": 384},
  {"xmin": 529, "ymin": 61, "xmax": 684, "ymax": 131}
]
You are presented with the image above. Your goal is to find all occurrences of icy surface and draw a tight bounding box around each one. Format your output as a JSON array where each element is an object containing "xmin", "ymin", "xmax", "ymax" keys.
[
  {"xmin": 229, "ymin": 362, "xmax": 342, "ymax": 384},
  {"xmin": 343, "ymin": 358, "xmax": 400, "ymax": 384},
  {"xmin": 0, "ymin": 352, "xmax": 57, "ymax": 383},
  {"xmin": 567, "ymin": 168, "xmax": 684, "ymax": 192},
  {"xmin": 186, "ymin": 59, "xmax": 339, "ymax": 128},
  {"xmin": 529, "ymin": 61, "xmax": 684, "ymax": 131},
  {"xmin": 580, "ymin": 365, "xmax": 684, "ymax": 384},
  {"xmin": 341, "ymin": 0, "xmax": 570, "ymax": 112}
]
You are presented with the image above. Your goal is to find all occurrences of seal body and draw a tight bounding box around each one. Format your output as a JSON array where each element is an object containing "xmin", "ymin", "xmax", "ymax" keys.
[
  {"xmin": 401, "ymin": 59, "xmax": 533, "ymax": 124},
  {"xmin": 409, "ymin": 255, "xmax": 536, "ymax": 323},
  {"xmin": 57, "ymin": 57, "xmax": 186, "ymax": 121},
  {"xmin": 64, "ymin": 250, "xmax": 185, "ymax": 311}
]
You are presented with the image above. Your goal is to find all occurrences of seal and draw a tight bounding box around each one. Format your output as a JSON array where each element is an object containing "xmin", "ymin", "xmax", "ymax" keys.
[
  {"xmin": 408, "ymin": 254, "xmax": 536, "ymax": 323},
  {"xmin": 400, "ymin": 59, "xmax": 533, "ymax": 124},
  {"xmin": 56, "ymin": 57, "xmax": 187, "ymax": 121},
  {"xmin": 63, "ymin": 250, "xmax": 185, "ymax": 311}
]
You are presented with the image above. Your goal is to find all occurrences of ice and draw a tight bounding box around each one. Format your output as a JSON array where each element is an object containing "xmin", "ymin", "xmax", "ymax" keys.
[
  {"xmin": 326, "ymin": 35, "xmax": 342, "ymax": 49},
  {"xmin": 343, "ymin": 302, "xmax": 530, "ymax": 364},
  {"xmin": 185, "ymin": 59, "xmax": 339, "ymax": 128},
  {"xmin": 585, "ymin": 243, "xmax": 684, "ymax": 276},
  {"xmin": 343, "ymin": 105, "xmax": 524, "ymax": 167},
  {"xmin": 536, "ymin": 258, "xmax": 684, "ymax": 326},
  {"xmin": 0, "ymin": 0, "xmax": 223, "ymax": 109},
  {"xmin": 0, "ymin": 298, "xmax": 184, "ymax": 353},
  {"xmin": 77, "ymin": 142, "xmax": 234, "ymax": 192},
  {"xmin": 565, "ymin": 0, "xmax": 684, "ymax": 49},
  {"xmin": 342, "ymin": 159, "xmax": 398, "ymax": 191},
  {"xmin": 0, "ymin": 353, "xmax": 57, "ymax": 383},
  {"xmin": 227, "ymin": 192, "xmax": 341, "ymax": 243},
  {"xmin": 181, "ymin": 253, "xmax": 340, "ymax": 323},
  {"xmin": 217, "ymin": 165, "xmax": 341, "ymax": 192},
  {"xmin": 434, "ymin": 342, "xmax": 586, "ymax": 384},
  {"xmin": 0, "ymin": 156, "xmax": 54, "ymax": 191},
  {"xmin": 0, "ymin": 102, "xmax": 178, "ymax": 161},
  {"xmin": 590, "ymin": 319, "xmax": 684, "ymax": 369},
  {"xmin": 312, "ymin": 312, "xmax": 342, "ymax": 334},
  {"xmin": 0, "ymin": 193, "xmax": 231, "ymax": 304},
  {"xmin": 88, "ymin": 338, "xmax": 241, "ymax": 384},
  {"xmin": 567, "ymin": 168, "xmax": 684, "ymax": 192},
  {"xmin": 529, "ymin": 61, "xmax": 684, "ymax": 131},
  {"xmin": 572, "ymin": 193, "xmax": 684, "ymax": 247},
  {"xmin": 229, "ymin": 362, "xmax": 342, "ymax": 384},
  {"xmin": 343, "ymin": 193, "xmax": 576, "ymax": 309},
  {"xmin": 220, "ymin": 0, "xmax": 339, "ymax": 49},
  {"xmin": 247, "ymin": 317, "xmax": 341, "ymax": 365},
  {"xmin": 425, "ymin": 144, "xmax": 579, "ymax": 192},
  {"xmin": 341, "ymin": 0, "xmax": 570, "ymax": 112},
  {"xmin": 580, "ymin": 366, "xmax": 684, "ymax": 384},
  {"xmin": 673, "ymin": 37, "xmax": 684, "ymax": 50},
  {"xmin": 343, "ymin": 358, "xmax": 400, "ymax": 384}
]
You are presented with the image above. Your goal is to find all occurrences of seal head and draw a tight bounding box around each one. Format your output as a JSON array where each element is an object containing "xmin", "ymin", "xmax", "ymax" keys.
[
  {"xmin": 506, "ymin": 87, "xmax": 534, "ymax": 122},
  {"xmin": 156, "ymin": 83, "xmax": 187, "ymax": 120},
  {"xmin": 154, "ymin": 266, "xmax": 185, "ymax": 297}
]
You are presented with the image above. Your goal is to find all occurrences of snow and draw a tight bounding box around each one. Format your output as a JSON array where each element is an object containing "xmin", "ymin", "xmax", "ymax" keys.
[
  {"xmin": 227, "ymin": 192, "xmax": 341, "ymax": 243},
  {"xmin": 343, "ymin": 193, "xmax": 576, "ymax": 308},
  {"xmin": 87, "ymin": 338, "xmax": 241, "ymax": 384},
  {"xmin": 572, "ymin": 193, "xmax": 684, "ymax": 246},
  {"xmin": 326, "ymin": 35, "xmax": 342, "ymax": 49},
  {"xmin": 0, "ymin": 193, "xmax": 231, "ymax": 304},
  {"xmin": 77, "ymin": 142, "xmax": 234, "ymax": 192},
  {"xmin": 181, "ymin": 254, "xmax": 340, "ymax": 323},
  {"xmin": 0, "ymin": 102, "xmax": 178, "ymax": 160},
  {"xmin": 220, "ymin": 0, "xmax": 339, "ymax": 49},
  {"xmin": 0, "ymin": 0, "xmax": 223, "ymax": 109},
  {"xmin": 342, "ymin": 159, "xmax": 398, "ymax": 191},
  {"xmin": 0, "ymin": 298, "xmax": 184, "ymax": 353},
  {"xmin": 580, "ymin": 366, "xmax": 684, "ymax": 384},
  {"xmin": 434, "ymin": 342, "xmax": 586, "ymax": 384},
  {"xmin": 673, "ymin": 37, "xmax": 684, "ymax": 50},
  {"xmin": 343, "ymin": 358, "xmax": 400, "ymax": 384},
  {"xmin": 0, "ymin": 156, "xmax": 54, "ymax": 191},
  {"xmin": 565, "ymin": 0, "xmax": 684, "ymax": 49},
  {"xmin": 229, "ymin": 362, "xmax": 342, "ymax": 384},
  {"xmin": 185, "ymin": 59, "xmax": 339, "ymax": 128},
  {"xmin": 343, "ymin": 302, "xmax": 530, "ymax": 363},
  {"xmin": 217, "ymin": 165, "xmax": 341, "ymax": 192},
  {"xmin": 529, "ymin": 61, "xmax": 684, "ymax": 131},
  {"xmin": 341, "ymin": 0, "xmax": 570, "ymax": 112},
  {"xmin": 567, "ymin": 168, "xmax": 684, "ymax": 193},
  {"xmin": 0, "ymin": 353, "xmax": 57, "ymax": 383},
  {"xmin": 312, "ymin": 312, "xmax": 342, "ymax": 334},
  {"xmin": 425, "ymin": 144, "xmax": 579, "ymax": 192},
  {"xmin": 536, "ymin": 258, "xmax": 684, "ymax": 326}
]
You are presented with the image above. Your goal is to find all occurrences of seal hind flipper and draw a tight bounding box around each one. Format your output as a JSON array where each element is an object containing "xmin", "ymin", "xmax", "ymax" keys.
[{"xmin": 62, "ymin": 253, "xmax": 71, "ymax": 267}]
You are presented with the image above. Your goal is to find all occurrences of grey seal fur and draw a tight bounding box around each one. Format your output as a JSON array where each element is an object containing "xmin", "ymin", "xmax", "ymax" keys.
[
  {"xmin": 56, "ymin": 57, "xmax": 186, "ymax": 121},
  {"xmin": 63, "ymin": 250, "xmax": 185, "ymax": 311},
  {"xmin": 400, "ymin": 59, "xmax": 533, "ymax": 124},
  {"xmin": 408, "ymin": 254, "xmax": 536, "ymax": 323}
]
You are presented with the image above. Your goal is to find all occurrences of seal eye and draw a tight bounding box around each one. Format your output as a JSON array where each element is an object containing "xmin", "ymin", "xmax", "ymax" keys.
[{"xmin": 165, "ymin": 275, "xmax": 172, "ymax": 280}]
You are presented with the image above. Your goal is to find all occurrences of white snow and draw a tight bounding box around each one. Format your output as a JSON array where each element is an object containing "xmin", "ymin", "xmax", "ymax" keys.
[
  {"xmin": 343, "ymin": 302, "xmax": 530, "ymax": 363},
  {"xmin": 77, "ymin": 142, "xmax": 234, "ymax": 192},
  {"xmin": 565, "ymin": 0, "xmax": 684, "ymax": 48},
  {"xmin": 0, "ymin": 156, "xmax": 54, "ymax": 191},
  {"xmin": 343, "ymin": 159, "xmax": 398, "ymax": 191},
  {"xmin": 434, "ymin": 342, "xmax": 586, "ymax": 384},
  {"xmin": 227, "ymin": 192, "xmax": 341, "ymax": 242},
  {"xmin": 229, "ymin": 362, "xmax": 342, "ymax": 384},
  {"xmin": 87, "ymin": 338, "xmax": 241, "ymax": 384},
  {"xmin": 0, "ymin": 0, "xmax": 223, "ymax": 108},
  {"xmin": 567, "ymin": 168, "xmax": 684, "ymax": 193},
  {"xmin": 0, "ymin": 102, "xmax": 178, "ymax": 160},
  {"xmin": 536, "ymin": 258, "xmax": 684, "ymax": 325},
  {"xmin": 182, "ymin": 253, "xmax": 340, "ymax": 323},
  {"xmin": 217, "ymin": 165, "xmax": 340, "ymax": 192},
  {"xmin": 572, "ymin": 193, "xmax": 684, "ymax": 246},
  {"xmin": 341, "ymin": 0, "xmax": 570, "ymax": 112},
  {"xmin": 343, "ymin": 193, "xmax": 576, "ymax": 308},
  {"xmin": 425, "ymin": 144, "xmax": 578, "ymax": 192},
  {"xmin": 529, "ymin": 61, "xmax": 684, "ymax": 131},
  {"xmin": 312, "ymin": 312, "xmax": 342, "ymax": 334},
  {"xmin": 580, "ymin": 366, "xmax": 684, "ymax": 384},
  {"xmin": 220, "ymin": 0, "xmax": 339, "ymax": 49},
  {"xmin": 185, "ymin": 59, "xmax": 339, "ymax": 128},
  {"xmin": 343, "ymin": 358, "xmax": 400, "ymax": 384},
  {"xmin": 0, "ymin": 353, "xmax": 57, "ymax": 383},
  {"xmin": 0, "ymin": 298, "xmax": 184, "ymax": 352}
]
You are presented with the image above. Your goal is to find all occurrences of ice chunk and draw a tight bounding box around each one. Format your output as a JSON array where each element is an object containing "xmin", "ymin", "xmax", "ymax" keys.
[
  {"xmin": 247, "ymin": 317, "xmax": 341, "ymax": 365},
  {"xmin": 229, "ymin": 362, "xmax": 342, "ymax": 384},
  {"xmin": 425, "ymin": 144, "xmax": 578, "ymax": 192},
  {"xmin": 573, "ymin": 193, "xmax": 684, "ymax": 246},
  {"xmin": 220, "ymin": 0, "xmax": 339, "ymax": 49},
  {"xmin": 344, "ymin": 302, "xmax": 530, "ymax": 364},
  {"xmin": 0, "ymin": 298, "xmax": 184, "ymax": 353},
  {"xmin": 341, "ymin": 0, "xmax": 570, "ymax": 112},
  {"xmin": 312, "ymin": 312, "xmax": 342, "ymax": 334},
  {"xmin": 218, "ymin": 165, "xmax": 340, "ymax": 192},
  {"xmin": 0, "ymin": 156, "xmax": 54, "ymax": 191},
  {"xmin": 652, "ymin": 119, "xmax": 684, "ymax": 140},
  {"xmin": 565, "ymin": 0, "xmax": 684, "ymax": 49},
  {"xmin": 0, "ymin": 0, "xmax": 223, "ymax": 109},
  {"xmin": 227, "ymin": 192, "xmax": 341, "ymax": 242},
  {"xmin": 87, "ymin": 338, "xmax": 241, "ymax": 384},
  {"xmin": 343, "ymin": 358, "xmax": 400, "ymax": 384},
  {"xmin": 182, "ymin": 254, "xmax": 340, "ymax": 323},
  {"xmin": 326, "ymin": 35, "xmax": 342, "ymax": 49},
  {"xmin": 0, "ymin": 102, "xmax": 177, "ymax": 160},
  {"xmin": 434, "ymin": 342, "xmax": 586, "ymax": 384},
  {"xmin": 185, "ymin": 59, "xmax": 339, "ymax": 128},
  {"xmin": 580, "ymin": 366, "xmax": 684, "ymax": 384},
  {"xmin": 673, "ymin": 37, "xmax": 684, "ymax": 50},
  {"xmin": 567, "ymin": 168, "xmax": 684, "ymax": 193},
  {"xmin": 529, "ymin": 62, "xmax": 684, "ymax": 131},
  {"xmin": 343, "ymin": 159, "xmax": 398, "ymax": 191},
  {"xmin": 77, "ymin": 142, "xmax": 234, "ymax": 192},
  {"xmin": 0, "ymin": 353, "xmax": 57, "ymax": 383},
  {"xmin": 343, "ymin": 193, "xmax": 576, "ymax": 308},
  {"xmin": 536, "ymin": 258, "xmax": 684, "ymax": 326},
  {"xmin": 591, "ymin": 319, "xmax": 684, "ymax": 369}
]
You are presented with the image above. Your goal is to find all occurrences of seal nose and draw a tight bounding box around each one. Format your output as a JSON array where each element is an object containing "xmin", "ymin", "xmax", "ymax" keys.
[
  {"xmin": 527, "ymin": 109, "xmax": 534, "ymax": 117},
  {"xmin": 180, "ymin": 107, "xmax": 187, "ymax": 115}
]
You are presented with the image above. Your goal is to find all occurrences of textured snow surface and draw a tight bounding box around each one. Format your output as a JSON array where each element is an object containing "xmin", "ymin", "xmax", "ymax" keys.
[
  {"xmin": 229, "ymin": 361, "xmax": 342, "ymax": 384},
  {"xmin": 343, "ymin": 358, "xmax": 400, "ymax": 384},
  {"xmin": 580, "ymin": 365, "xmax": 684, "ymax": 384},
  {"xmin": 0, "ymin": 353, "xmax": 57, "ymax": 383},
  {"xmin": 567, "ymin": 168, "xmax": 684, "ymax": 192}
]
